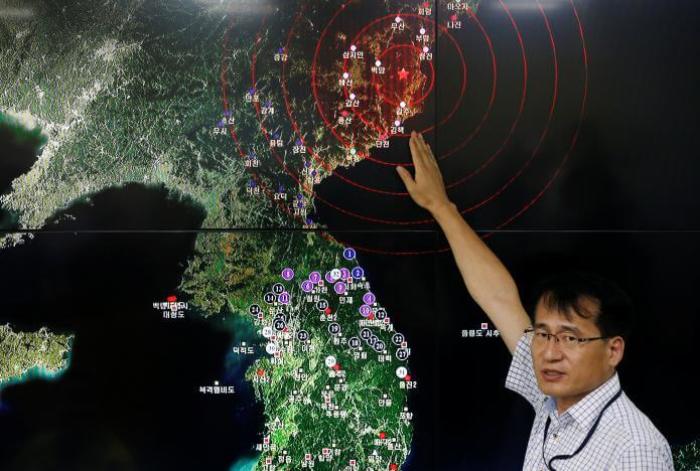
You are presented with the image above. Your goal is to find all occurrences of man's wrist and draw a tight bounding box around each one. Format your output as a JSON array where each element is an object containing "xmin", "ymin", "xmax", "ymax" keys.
[{"xmin": 430, "ymin": 201, "xmax": 458, "ymax": 222}]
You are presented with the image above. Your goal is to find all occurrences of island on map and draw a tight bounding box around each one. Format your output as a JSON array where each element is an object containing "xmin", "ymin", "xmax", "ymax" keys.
[{"xmin": 0, "ymin": 324, "xmax": 73, "ymax": 391}]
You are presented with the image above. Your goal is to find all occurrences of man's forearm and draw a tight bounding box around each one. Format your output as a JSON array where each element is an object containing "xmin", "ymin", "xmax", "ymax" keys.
[{"xmin": 432, "ymin": 202, "xmax": 531, "ymax": 353}]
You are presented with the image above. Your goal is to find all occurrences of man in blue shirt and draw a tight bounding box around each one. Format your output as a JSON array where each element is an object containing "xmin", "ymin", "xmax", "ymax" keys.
[{"xmin": 396, "ymin": 131, "xmax": 673, "ymax": 470}]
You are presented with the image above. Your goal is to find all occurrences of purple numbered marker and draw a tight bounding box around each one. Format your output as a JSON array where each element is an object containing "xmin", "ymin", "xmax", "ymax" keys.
[
  {"xmin": 352, "ymin": 267, "xmax": 364, "ymax": 279},
  {"xmin": 301, "ymin": 280, "xmax": 314, "ymax": 293},
  {"xmin": 359, "ymin": 304, "xmax": 372, "ymax": 317},
  {"xmin": 278, "ymin": 292, "xmax": 290, "ymax": 305},
  {"xmin": 343, "ymin": 248, "xmax": 356, "ymax": 260},
  {"xmin": 309, "ymin": 271, "xmax": 321, "ymax": 284},
  {"xmin": 334, "ymin": 282, "xmax": 346, "ymax": 294},
  {"xmin": 324, "ymin": 271, "xmax": 334, "ymax": 283},
  {"xmin": 340, "ymin": 268, "xmax": 351, "ymax": 280},
  {"xmin": 281, "ymin": 268, "xmax": 295, "ymax": 281},
  {"xmin": 362, "ymin": 292, "xmax": 376, "ymax": 305}
]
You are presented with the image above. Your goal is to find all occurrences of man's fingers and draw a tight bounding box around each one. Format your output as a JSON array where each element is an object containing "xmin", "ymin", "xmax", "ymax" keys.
[
  {"xmin": 396, "ymin": 165, "xmax": 416, "ymax": 192},
  {"xmin": 410, "ymin": 132, "xmax": 428, "ymax": 171},
  {"xmin": 417, "ymin": 133, "xmax": 439, "ymax": 168},
  {"xmin": 415, "ymin": 132, "xmax": 433, "ymax": 158},
  {"xmin": 409, "ymin": 133, "xmax": 420, "ymax": 166},
  {"xmin": 416, "ymin": 134, "xmax": 440, "ymax": 171},
  {"xmin": 418, "ymin": 133, "xmax": 434, "ymax": 160}
]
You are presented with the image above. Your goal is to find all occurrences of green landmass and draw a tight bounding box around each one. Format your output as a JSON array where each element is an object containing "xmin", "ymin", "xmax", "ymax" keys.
[
  {"xmin": 674, "ymin": 439, "xmax": 700, "ymax": 471},
  {"xmin": 0, "ymin": 1, "xmax": 483, "ymax": 468},
  {"xmin": 0, "ymin": 324, "xmax": 73, "ymax": 389},
  {"xmin": 182, "ymin": 232, "xmax": 413, "ymax": 469}
]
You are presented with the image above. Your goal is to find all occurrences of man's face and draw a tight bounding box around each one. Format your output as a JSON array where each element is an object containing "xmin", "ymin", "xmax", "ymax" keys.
[{"xmin": 531, "ymin": 295, "xmax": 624, "ymax": 412}]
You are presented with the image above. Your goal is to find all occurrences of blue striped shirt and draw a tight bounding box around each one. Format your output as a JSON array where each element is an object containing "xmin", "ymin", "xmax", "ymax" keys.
[{"xmin": 505, "ymin": 333, "xmax": 674, "ymax": 470}]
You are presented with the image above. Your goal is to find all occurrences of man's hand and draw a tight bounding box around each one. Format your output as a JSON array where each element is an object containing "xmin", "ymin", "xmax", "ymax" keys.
[
  {"xmin": 396, "ymin": 131, "xmax": 453, "ymax": 215},
  {"xmin": 395, "ymin": 130, "xmax": 531, "ymax": 354}
]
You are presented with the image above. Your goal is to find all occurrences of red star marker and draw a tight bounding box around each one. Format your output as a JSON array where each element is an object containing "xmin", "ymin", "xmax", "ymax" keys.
[
  {"xmin": 257, "ymin": 369, "xmax": 265, "ymax": 377},
  {"xmin": 390, "ymin": 465, "xmax": 399, "ymax": 471},
  {"xmin": 398, "ymin": 67, "xmax": 409, "ymax": 80},
  {"xmin": 451, "ymin": 14, "xmax": 458, "ymax": 21},
  {"xmin": 404, "ymin": 374, "xmax": 411, "ymax": 382},
  {"xmin": 166, "ymin": 295, "xmax": 177, "ymax": 302},
  {"xmin": 325, "ymin": 307, "xmax": 332, "ymax": 315},
  {"xmin": 378, "ymin": 432, "xmax": 386, "ymax": 439},
  {"xmin": 333, "ymin": 363, "xmax": 342, "ymax": 371}
]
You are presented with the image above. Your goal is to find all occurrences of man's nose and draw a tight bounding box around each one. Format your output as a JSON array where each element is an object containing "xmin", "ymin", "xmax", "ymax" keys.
[{"xmin": 542, "ymin": 338, "xmax": 565, "ymax": 361}]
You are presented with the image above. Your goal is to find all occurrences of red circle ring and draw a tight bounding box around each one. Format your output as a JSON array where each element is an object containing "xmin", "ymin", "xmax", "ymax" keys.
[{"xmin": 219, "ymin": 0, "xmax": 587, "ymax": 256}]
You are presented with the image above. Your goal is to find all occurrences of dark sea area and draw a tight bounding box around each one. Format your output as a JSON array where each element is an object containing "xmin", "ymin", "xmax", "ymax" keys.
[
  {"xmin": 0, "ymin": 188, "xmax": 265, "ymax": 470},
  {"xmin": 1, "ymin": 0, "xmax": 699, "ymax": 469}
]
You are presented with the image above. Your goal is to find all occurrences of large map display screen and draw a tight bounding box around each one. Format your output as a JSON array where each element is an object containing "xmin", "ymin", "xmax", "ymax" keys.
[
  {"xmin": 1, "ymin": 0, "xmax": 699, "ymax": 470},
  {"xmin": 0, "ymin": 0, "xmax": 590, "ymax": 248}
]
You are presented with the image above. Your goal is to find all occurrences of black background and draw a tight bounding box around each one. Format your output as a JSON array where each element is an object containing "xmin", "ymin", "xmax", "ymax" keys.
[{"xmin": 1, "ymin": 0, "xmax": 699, "ymax": 469}]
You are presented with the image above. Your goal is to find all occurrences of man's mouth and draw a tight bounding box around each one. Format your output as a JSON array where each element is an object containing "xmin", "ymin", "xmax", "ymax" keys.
[{"xmin": 541, "ymin": 369, "xmax": 566, "ymax": 382}]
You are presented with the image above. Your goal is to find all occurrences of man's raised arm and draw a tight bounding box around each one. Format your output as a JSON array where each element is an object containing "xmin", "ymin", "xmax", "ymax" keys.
[{"xmin": 396, "ymin": 131, "xmax": 531, "ymax": 354}]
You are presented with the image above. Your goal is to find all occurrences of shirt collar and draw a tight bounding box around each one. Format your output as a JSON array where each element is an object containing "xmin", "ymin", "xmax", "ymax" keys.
[{"xmin": 546, "ymin": 372, "xmax": 621, "ymax": 430}]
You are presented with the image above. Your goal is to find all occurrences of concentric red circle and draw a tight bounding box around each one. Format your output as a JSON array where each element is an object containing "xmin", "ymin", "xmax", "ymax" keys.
[
  {"xmin": 275, "ymin": 1, "xmax": 532, "ymax": 224},
  {"xmin": 311, "ymin": 11, "xmax": 472, "ymax": 166},
  {"xmin": 218, "ymin": 0, "xmax": 589, "ymax": 256},
  {"xmin": 287, "ymin": 6, "xmax": 506, "ymax": 197}
]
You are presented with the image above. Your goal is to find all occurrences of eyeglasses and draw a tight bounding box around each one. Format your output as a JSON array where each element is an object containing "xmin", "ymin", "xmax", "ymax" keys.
[{"xmin": 524, "ymin": 327, "xmax": 609, "ymax": 350}]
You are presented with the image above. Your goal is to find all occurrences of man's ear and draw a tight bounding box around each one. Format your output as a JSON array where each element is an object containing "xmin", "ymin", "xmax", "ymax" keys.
[{"xmin": 608, "ymin": 336, "xmax": 625, "ymax": 368}]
